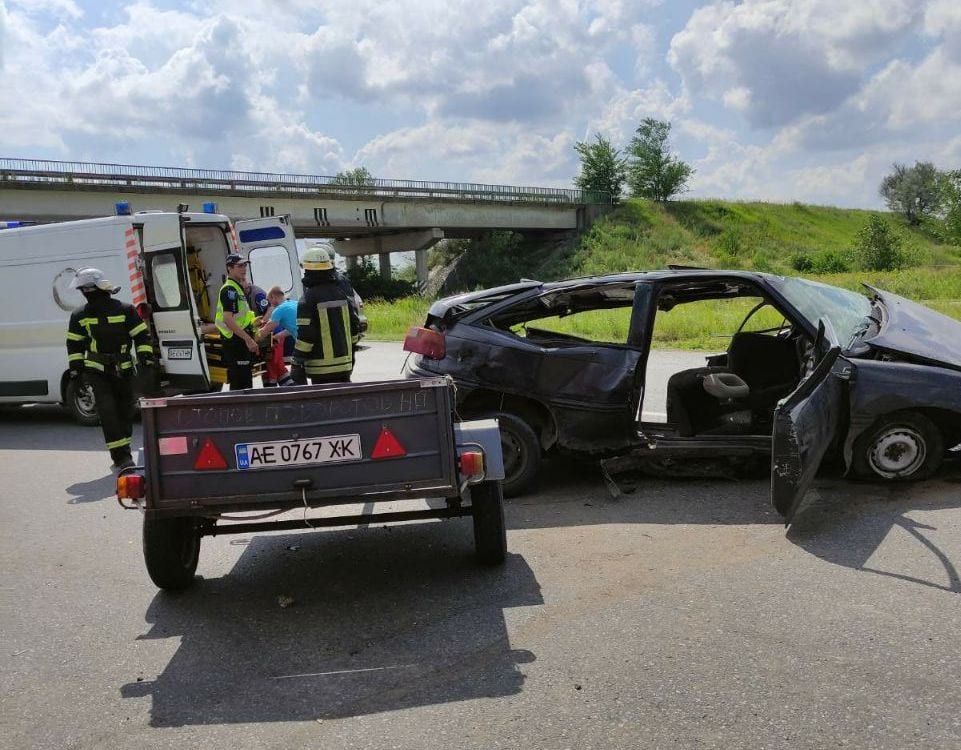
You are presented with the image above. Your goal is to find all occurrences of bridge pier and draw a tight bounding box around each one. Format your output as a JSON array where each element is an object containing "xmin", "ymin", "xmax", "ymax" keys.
[{"xmin": 379, "ymin": 253, "xmax": 391, "ymax": 281}]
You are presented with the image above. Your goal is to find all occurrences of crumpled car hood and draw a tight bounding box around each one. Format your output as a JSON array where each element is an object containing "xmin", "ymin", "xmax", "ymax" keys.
[{"xmin": 866, "ymin": 287, "xmax": 961, "ymax": 371}]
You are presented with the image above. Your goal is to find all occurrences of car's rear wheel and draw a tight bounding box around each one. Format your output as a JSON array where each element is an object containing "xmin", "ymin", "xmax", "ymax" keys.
[
  {"xmin": 485, "ymin": 411, "xmax": 541, "ymax": 498},
  {"xmin": 851, "ymin": 411, "xmax": 943, "ymax": 481}
]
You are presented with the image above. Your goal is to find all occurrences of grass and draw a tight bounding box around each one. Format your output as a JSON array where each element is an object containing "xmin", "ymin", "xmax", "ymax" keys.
[{"xmin": 366, "ymin": 199, "xmax": 961, "ymax": 349}]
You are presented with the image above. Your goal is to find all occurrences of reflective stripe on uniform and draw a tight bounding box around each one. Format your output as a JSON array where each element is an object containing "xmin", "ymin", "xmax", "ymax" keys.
[
  {"xmin": 106, "ymin": 437, "xmax": 131, "ymax": 449},
  {"xmin": 119, "ymin": 361, "xmax": 133, "ymax": 370},
  {"xmin": 215, "ymin": 278, "xmax": 255, "ymax": 338},
  {"xmin": 78, "ymin": 317, "xmax": 99, "ymax": 327},
  {"xmin": 136, "ymin": 344, "xmax": 153, "ymax": 354},
  {"xmin": 106, "ymin": 315, "xmax": 126, "ymax": 324},
  {"xmin": 129, "ymin": 321, "xmax": 148, "ymax": 337},
  {"xmin": 294, "ymin": 339, "xmax": 313, "ymax": 353},
  {"xmin": 67, "ymin": 353, "xmax": 84, "ymax": 362},
  {"xmin": 66, "ymin": 331, "xmax": 86, "ymax": 342},
  {"xmin": 304, "ymin": 356, "xmax": 353, "ymax": 375},
  {"xmin": 84, "ymin": 360, "xmax": 105, "ymax": 371}
]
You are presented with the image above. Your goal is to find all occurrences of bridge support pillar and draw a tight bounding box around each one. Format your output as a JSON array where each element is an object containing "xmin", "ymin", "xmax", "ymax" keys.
[
  {"xmin": 379, "ymin": 253, "xmax": 392, "ymax": 281},
  {"xmin": 415, "ymin": 249, "xmax": 429, "ymax": 289}
]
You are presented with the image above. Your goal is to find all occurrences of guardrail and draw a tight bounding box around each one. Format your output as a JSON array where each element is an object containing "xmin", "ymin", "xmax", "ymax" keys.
[{"xmin": 0, "ymin": 158, "xmax": 612, "ymax": 205}]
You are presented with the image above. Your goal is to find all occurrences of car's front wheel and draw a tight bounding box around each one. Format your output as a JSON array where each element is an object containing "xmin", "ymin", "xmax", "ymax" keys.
[{"xmin": 851, "ymin": 411, "xmax": 943, "ymax": 481}]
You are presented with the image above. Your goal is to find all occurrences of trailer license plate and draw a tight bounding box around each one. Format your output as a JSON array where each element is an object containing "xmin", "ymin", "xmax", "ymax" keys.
[{"xmin": 235, "ymin": 434, "xmax": 362, "ymax": 470}]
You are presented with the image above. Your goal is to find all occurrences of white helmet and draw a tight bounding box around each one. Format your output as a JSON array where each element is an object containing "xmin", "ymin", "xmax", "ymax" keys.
[
  {"xmin": 302, "ymin": 244, "xmax": 334, "ymax": 271},
  {"xmin": 71, "ymin": 268, "xmax": 120, "ymax": 294}
]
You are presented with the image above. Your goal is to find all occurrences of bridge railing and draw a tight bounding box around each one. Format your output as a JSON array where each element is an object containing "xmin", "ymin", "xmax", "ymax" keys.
[{"xmin": 0, "ymin": 158, "xmax": 612, "ymax": 205}]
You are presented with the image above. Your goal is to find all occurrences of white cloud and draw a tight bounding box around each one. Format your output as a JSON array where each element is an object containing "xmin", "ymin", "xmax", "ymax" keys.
[{"xmin": 668, "ymin": 0, "xmax": 924, "ymax": 128}]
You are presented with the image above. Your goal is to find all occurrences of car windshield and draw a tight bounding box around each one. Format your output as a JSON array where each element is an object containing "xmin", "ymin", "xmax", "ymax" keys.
[{"xmin": 771, "ymin": 276, "xmax": 873, "ymax": 344}]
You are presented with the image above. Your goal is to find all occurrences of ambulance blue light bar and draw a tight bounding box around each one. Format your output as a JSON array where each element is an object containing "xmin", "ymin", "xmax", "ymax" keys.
[
  {"xmin": 115, "ymin": 201, "xmax": 132, "ymax": 216},
  {"xmin": 203, "ymin": 202, "xmax": 218, "ymax": 214}
]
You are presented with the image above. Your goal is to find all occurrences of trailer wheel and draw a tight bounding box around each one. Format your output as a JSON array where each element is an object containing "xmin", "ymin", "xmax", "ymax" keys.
[
  {"xmin": 851, "ymin": 411, "xmax": 943, "ymax": 481},
  {"xmin": 143, "ymin": 517, "xmax": 201, "ymax": 590},
  {"xmin": 471, "ymin": 480, "xmax": 507, "ymax": 565},
  {"xmin": 65, "ymin": 377, "xmax": 99, "ymax": 426},
  {"xmin": 484, "ymin": 411, "xmax": 541, "ymax": 498}
]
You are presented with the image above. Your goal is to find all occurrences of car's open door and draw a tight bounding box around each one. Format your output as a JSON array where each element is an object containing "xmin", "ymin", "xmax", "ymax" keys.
[
  {"xmin": 138, "ymin": 214, "xmax": 210, "ymax": 392},
  {"xmin": 235, "ymin": 215, "xmax": 303, "ymax": 300},
  {"xmin": 771, "ymin": 320, "xmax": 850, "ymax": 525}
]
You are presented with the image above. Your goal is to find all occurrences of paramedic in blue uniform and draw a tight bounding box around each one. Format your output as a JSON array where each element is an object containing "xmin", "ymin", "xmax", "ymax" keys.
[
  {"xmin": 65, "ymin": 268, "xmax": 154, "ymax": 470},
  {"xmin": 214, "ymin": 254, "xmax": 259, "ymax": 390}
]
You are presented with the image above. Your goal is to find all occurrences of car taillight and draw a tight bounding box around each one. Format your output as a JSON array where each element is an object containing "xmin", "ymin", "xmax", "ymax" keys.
[
  {"xmin": 136, "ymin": 302, "xmax": 152, "ymax": 320},
  {"xmin": 403, "ymin": 326, "xmax": 446, "ymax": 359},
  {"xmin": 117, "ymin": 473, "xmax": 145, "ymax": 499}
]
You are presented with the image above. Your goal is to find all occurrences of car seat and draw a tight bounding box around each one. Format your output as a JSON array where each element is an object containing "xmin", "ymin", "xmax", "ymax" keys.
[{"xmin": 666, "ymin": 332, "xmax": 800, "ymax": 437}]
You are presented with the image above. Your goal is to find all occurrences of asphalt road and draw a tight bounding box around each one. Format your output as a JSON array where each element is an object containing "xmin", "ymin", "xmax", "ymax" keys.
[{"xmin": 1, "ymin": 344, "xmax": 960, "ymax": 749}]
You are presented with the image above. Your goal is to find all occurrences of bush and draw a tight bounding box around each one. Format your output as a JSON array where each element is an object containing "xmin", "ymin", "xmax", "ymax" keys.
[
  {"xmin": 346, "ymin": 258, "xmax": 417, "ymax": 301},
  {"xmin": 851, "ymin": 216, "xmax": 906, "ymax": 271},
  {"xmin": 790, "ymin": 253, "xmax": 815, "ymax": 272},
  {"xmin": 810, "ymin": 248, "xmax": 851, "ymax": 274}
]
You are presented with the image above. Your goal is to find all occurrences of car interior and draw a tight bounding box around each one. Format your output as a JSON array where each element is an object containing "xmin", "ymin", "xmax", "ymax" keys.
[{"xmin": 647, "ymin": 280, "xmax": 813, "ymax": 438}]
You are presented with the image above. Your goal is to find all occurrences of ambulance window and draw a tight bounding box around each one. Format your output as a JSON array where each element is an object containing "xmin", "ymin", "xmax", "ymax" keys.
[
  {"xmin": 248, "ymin": 245, "xmax": 293, "ymax": 294},
  {"xmin": 150, "ymin": 253, "xmax": 183, "ymax": 309}
]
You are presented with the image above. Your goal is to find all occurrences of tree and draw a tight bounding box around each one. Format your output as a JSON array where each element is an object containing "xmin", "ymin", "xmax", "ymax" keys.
[
  {"xmin": 332, "ymin": 166, "xmax": 374, "ymax": 186},
  {"xmin": 574, "ymin": 134, "xmax": 626, "ymax": 202},
  {"xmin": 851, "ymin": 215, "xmax": 905, "ymax": 271},
  {"xmin": 879, "ymin": 161, "xmax": 942, "ymax": 226},
  {"xmin": 625, "ymin": 118, "xmax": 693, "ymax": 202},
  {"xmin": 937, "ymin": 169, "xmax": 961, "ymax": 244}
]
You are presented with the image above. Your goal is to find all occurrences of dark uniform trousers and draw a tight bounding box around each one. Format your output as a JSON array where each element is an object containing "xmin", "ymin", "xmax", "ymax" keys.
[
  {"xmin": 67, "ymin": 296, "xmax": 153, "ymax": 464},
  {"xmin": 224, "ymin": 335, "xmax": 254, "ymax": 390}
]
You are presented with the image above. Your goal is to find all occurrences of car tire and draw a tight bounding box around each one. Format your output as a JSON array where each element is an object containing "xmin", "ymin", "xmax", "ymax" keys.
[
  {"xmin": 143, "ymin": 517, "xmax": 201, "ymax": 591},
  {"xmin": 486, "ymin": 411, "xmax": 541, "ymax": 498},
  {"xmin": 851, "ymin": 411, "xmax": 943, "ymax": 482},
  {"xmin": 65, "ymin": 377, "xmax": 100, "ymax": 427},
  {"xmin": 471, "ymin": 480, "xmax": 507, "ymax": 565}
]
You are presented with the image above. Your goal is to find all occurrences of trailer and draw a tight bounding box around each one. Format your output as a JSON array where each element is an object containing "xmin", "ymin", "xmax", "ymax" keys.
[{"xmin": 116, "ymin": 377, "xmax": 507, "ymax": 589}]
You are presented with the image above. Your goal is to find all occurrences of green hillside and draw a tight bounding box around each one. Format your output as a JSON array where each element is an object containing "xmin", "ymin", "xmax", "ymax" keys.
[
  {"xmin": 366, "ymin": 199, "xmax": 961, "ymax": 345},
  {"xmin": 565, "ymin": 199, "xmax": 959, "ymax": 278}
]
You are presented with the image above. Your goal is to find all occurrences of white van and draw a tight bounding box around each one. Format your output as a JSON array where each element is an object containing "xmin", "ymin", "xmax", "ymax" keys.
[{"xmin": 0, "ymin": 208, "xmax": 301, "ymax": 424}]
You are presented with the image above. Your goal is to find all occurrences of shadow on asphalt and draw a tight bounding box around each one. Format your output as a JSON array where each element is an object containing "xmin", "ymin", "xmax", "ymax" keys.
[
  {"xmin": 0, "ymin": 405, "xmax": 142, "ymax": 453},
  {"xmin": 65, "ymin": 473, "xmax": 117, "ymax": 504},
  {"xmin": 121, "ymin": 526, "xmax": 541, "ymax": 726},
  {"xmin": 787, "ymin": 458, "xmax": 961, "ymax": 594}
]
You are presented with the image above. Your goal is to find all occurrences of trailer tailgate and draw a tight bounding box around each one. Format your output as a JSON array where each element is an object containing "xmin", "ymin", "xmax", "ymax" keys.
[{"xmin": 141, "ymin": 378, "xmax": 459, "ymax": 510}]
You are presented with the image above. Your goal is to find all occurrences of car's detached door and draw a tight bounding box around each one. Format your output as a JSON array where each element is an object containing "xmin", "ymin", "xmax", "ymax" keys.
[{"xmin": 771, "ymin": 320, "xmax": 849, "ymax": 524}]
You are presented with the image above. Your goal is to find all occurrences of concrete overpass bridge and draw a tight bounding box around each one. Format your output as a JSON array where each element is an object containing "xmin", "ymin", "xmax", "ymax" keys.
[{"xmin": 0, "ymin": 158, "xmax": 611, "ymax": 284}]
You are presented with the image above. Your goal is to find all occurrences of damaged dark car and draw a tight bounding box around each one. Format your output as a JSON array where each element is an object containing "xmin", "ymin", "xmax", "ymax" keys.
[{"xmin": 403, "ymin": 270, "xmax": 961, "ymax": 522}]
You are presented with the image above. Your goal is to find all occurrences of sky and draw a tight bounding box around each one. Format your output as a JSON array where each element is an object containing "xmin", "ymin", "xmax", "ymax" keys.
[{"xmin": 1, "ymin": 0, "xmax": 959, "ymax": 209}]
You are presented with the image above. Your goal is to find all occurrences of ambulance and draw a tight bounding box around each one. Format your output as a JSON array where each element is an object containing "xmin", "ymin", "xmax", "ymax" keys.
[{"xmin": 0, "ymin": 204, "xmax": 301, "ymax": 424}]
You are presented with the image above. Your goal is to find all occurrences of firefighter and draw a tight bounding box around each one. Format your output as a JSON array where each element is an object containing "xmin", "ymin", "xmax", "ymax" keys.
[
  {"xmin": 66, "ymin": 268, "xmax": 154, "ymax": 470},
  {"xmin": 291, "ymin": 246, "xmax": 360, "ymax": 385},
  {"xmin": 214, "ymin": 254, "xmax": 259, "ymax": 390}
]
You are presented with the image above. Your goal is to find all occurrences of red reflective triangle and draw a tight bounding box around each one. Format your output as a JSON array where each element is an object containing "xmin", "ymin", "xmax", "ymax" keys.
[
  {"xmin": 371, "ymin": 427, "xmax": 406, "ymax": 459},
  {"xmin": 194, "ymin": 437, "xmax": 228, "ymax": 470}
]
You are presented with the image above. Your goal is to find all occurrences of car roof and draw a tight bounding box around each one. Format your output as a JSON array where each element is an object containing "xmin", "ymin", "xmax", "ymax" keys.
[{"xmin": 430, "ymin": 269, "xmax": 781, "ymax": 319}]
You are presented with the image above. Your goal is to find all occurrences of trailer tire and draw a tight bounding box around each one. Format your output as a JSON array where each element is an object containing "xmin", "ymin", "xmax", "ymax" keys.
[
  {"xmin": 471, "ymin": 480, "xmax": 507, "ymax": 565},
  {"xmin": 65, "ymin": 377, "xmax": 100, "ymax": 426},
  {"xmin": 485, "ymin": 411, "xmax": 541, "ymax": 498},
  {"xmin": 143, "ymin": 517, "xmax": 201, "ymax": 590}
]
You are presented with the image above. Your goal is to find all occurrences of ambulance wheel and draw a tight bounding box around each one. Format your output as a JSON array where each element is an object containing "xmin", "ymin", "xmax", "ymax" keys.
[
  {"xmin": 472, "ymin": 480, "xmax": 507, "ymax": 565},
  {"xmin": 143, "ymin": 517, "xmax": 201, "ymax": 590},
  {"xmin": 65, "ymin": 378, "xmax": 99, "ymax": 427}
]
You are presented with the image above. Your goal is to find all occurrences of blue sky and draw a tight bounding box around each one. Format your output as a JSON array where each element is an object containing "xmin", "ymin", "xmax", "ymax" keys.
[{"xmin": 2, "ymin": 0, "xmax": 959, "ymax": 208}]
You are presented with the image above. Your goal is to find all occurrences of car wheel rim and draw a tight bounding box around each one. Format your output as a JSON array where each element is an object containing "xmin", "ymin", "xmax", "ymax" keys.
[
  {"xmin": 76, "ymin": 384, "xmax": 96, "ymax": 416},
  {"xmin": 868, "ymin": 427, "xmax": 926, "ymax": 479}
]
